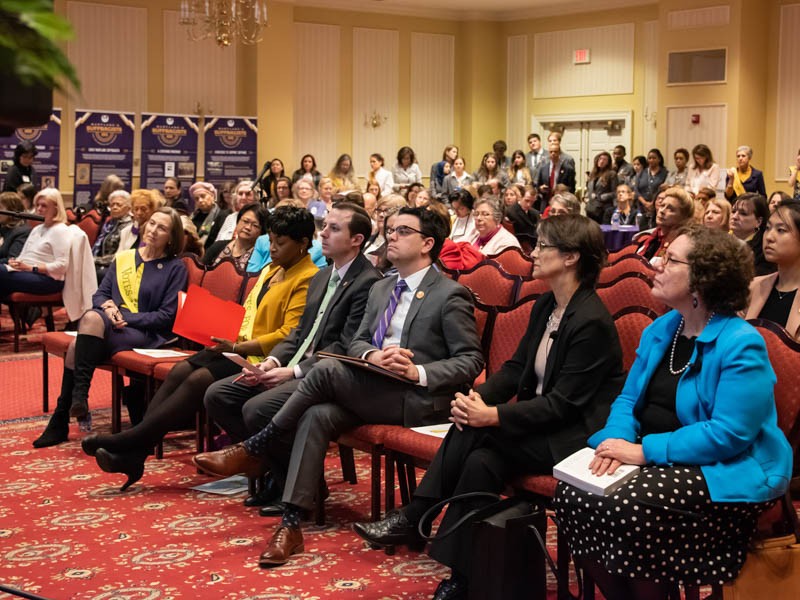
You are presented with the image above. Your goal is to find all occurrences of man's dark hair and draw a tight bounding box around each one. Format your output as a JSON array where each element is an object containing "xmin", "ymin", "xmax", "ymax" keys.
[
  {"xmin": 331, "ymin": 201, "xmax": 372, "ymax": 250},
  {"xmin": 397, "ymin": 206, "xmax": 447, "ymax": 262},
  {"xmin": 527, "ymin": 133, "xmax": 541, "ymax": 142},
  {"xmin": 448, "ymin": 189, "xmax": 474, "ymax": 211}
]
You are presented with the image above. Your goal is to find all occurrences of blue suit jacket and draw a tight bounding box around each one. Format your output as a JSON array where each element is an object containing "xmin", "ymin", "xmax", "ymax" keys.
[{"xmin": 590, "ymin": 311, "xmax": 791, "ymax": 503}]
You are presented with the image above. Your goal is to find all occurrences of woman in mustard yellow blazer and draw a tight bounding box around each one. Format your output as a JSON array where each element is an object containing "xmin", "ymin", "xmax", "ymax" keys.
[{"xmin": 82, "ymin": 206, "xmax": 319, "ymax": 490}]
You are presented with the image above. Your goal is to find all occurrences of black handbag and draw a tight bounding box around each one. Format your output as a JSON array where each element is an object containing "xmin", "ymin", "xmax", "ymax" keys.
[{"xmin": 418, "ymin": 492, "xmax": 548, "ymax": 600}]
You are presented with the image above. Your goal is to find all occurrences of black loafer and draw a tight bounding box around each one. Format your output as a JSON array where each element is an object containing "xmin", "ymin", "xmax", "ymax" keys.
[
  {"xmin": 259, "ymin": 501, "xmax": 286, "ymax": 517},
  {"xmin": 244, "ymin": 474, "xmax": 280, "ymax": 507},
  {"xmin": 352, "ymin": 509, "xmax": 426, "ymax": 551}
]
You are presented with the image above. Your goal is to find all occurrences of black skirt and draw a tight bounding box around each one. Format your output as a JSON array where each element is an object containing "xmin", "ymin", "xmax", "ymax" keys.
[
  {"xmin": 186, "ymin": 348, "xmax": 242, "ymax": 380},
  {"xmin": 554, "ymin": 466, "xmax": 771, "ymax": 586}
]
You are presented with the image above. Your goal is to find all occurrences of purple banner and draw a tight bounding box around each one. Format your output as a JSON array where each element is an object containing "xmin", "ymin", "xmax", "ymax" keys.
[
  {"xmin": 73, "ymin": 110, "xmax": 135, "ymax": 206},
  {"xmin": 0, "ymin": 108, "xmax": 62, "ymax": 191},
  {"xmin": 203, "ymin": 116, "xmax": 258, "ymax": 188},
  {"xmin": 140, "ymin": 113, "xmax": 199, "ymax": 192}
]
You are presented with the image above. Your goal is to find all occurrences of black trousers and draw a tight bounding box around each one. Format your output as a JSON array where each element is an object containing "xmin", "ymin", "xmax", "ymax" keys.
[{"xmin": 415, "ymin": 425, "xmax": 554, "ymax": 577}]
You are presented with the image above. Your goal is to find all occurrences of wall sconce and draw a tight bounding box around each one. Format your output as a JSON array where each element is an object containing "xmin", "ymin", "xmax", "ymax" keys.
[
  {"xmin": 364, "ymin": 110, "xmax": 388, "ymax": 129},
  {"xmin": 605, "ymin": 120, "xmax": 622, "ymax": 134},
  {"xmin": 644, "ymin": 105, "xmax": 657, "ymax": 128}
]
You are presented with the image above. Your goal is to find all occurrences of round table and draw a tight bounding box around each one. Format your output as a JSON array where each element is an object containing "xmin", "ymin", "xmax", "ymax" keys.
[{"xmin": 600, "ymin": 224, "xmax": 639, "ymax": 251}]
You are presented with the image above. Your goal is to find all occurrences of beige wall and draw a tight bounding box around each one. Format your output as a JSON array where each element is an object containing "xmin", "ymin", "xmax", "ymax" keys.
[{"xmin": 50, "ymin": 0, "xmax": 791, "ymax": 200}]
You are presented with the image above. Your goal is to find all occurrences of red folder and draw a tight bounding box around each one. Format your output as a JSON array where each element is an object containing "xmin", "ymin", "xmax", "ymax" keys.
[{"xmin": 172, "ymin": 284, "xmax": 245, "ymax": 347}]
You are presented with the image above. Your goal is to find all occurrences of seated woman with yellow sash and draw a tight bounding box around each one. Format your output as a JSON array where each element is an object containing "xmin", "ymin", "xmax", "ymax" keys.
[
  {"xmin": 80, "ymin": 206, "xmax": 318, "ymax": 491},
  {"xmin": 33, "ymin": 207, "xmax": 188, "ymax": 449}
]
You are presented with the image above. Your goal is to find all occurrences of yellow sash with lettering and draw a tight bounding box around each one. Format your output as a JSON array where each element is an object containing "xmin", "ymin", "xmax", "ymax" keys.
[
  {"xmin": 733, "ymin": 166, "xmax": 752, "ymax": 197},
  {"xmin": 238, "ymin": 263, "xmax": 282, "ymax": 342},
  {"xmin": 115, "ymin": 249, "xmax": 144, "ymax": 313}
]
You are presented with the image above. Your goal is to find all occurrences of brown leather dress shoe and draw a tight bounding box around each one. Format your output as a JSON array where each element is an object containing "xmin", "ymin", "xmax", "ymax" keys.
[
  {"xmin": 259, "ymin": 526, "xmax": 304, "ymax": 567},
  {"xmin": 192, "ymin": 443, "xmax": 267, "ymax": 478}
]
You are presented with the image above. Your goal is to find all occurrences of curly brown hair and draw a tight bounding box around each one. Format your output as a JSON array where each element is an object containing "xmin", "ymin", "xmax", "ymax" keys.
[{"xmin": 679, "ymin": 225, "xmax": 753, "ymax": 314}]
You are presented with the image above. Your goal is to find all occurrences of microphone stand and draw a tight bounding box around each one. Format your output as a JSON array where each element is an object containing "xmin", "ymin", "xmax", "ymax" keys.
[{"xmin": 0, "ymin": 209, "xmax": 44, "ymax": 222}]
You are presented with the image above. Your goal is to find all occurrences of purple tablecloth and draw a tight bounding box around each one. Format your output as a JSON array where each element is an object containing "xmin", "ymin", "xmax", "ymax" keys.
[{"xmin": 600, "ymin": 225, "xmax": 639, "ymax": 251}]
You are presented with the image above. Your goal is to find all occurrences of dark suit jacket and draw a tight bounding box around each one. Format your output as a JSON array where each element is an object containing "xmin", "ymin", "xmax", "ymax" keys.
[
  {"xmin": 349, "ymin": 267, "xmax": 484, "ymax": 425},
  {"xmin": 270, "ymin": 252, "xmax": 381, "ymax": 374},
  {"xmin": 505, "ymin": 203, "xmax": 539, "ymax": 243},
  {"xmin": 0, "ymin": 224, "xmax": 32, "ymax": 264},
  {"xmin": 477, "ymin": 287, "xmax": 625, "ymax": 462},
  {"xmin": 534, "ymin": 157, "xmax": 577, "ymax": 195},
  {"xmin": 724, "ymin": 167, "xmax": 767, "ymax": 201}
]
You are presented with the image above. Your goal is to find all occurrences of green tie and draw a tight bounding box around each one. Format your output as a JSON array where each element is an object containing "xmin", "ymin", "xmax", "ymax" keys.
[{"xmin": 287, "ymin": 271, "xmax": 341, "ymax": 367}]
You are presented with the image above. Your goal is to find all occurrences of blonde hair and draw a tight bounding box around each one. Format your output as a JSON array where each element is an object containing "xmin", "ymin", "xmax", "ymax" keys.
[{"xmin": 34, "ymin": 188, "xmax": 68, "ymax": 224}]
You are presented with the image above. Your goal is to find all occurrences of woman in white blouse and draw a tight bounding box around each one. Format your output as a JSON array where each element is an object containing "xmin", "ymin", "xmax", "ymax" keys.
[
  {"xmin": 368, "ymin": 153, "xmax": 395, "ymax": 197},
  {"xmin": 392, "ymin": 146, "xmax": 423, "ymax": 194},
  {"xmin": 686, "ymin": 144, "xmax": 724, "ymax": 198},
  {"xmin": 0, "ymin": 187, "xmax": 70, "ymax": 296},
  {"xmin": 448, "ymin": 189, "xmax": 478, "ymax": 244}
]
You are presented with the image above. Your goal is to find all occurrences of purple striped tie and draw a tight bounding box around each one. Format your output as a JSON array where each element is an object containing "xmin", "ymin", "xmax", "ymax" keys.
[{"xmin": 371, "ymin": 279, "xmax": 407, "ymax": 348}]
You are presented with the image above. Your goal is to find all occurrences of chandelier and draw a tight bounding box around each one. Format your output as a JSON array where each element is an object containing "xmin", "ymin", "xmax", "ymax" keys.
[{"xmin": 179, "ymin": 1, "xmax": 268, "ymax": 47}]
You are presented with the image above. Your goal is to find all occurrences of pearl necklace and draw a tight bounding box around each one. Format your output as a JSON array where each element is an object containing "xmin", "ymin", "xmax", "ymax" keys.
[{"xmin": 668, "ymin": 313, "xmax": 714, "ymax": 375}]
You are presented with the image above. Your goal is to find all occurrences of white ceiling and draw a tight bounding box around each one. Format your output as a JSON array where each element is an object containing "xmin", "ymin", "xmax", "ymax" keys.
[{"xmin": 292, "ymin": 0, "xmax": 655, "ymax": 21}]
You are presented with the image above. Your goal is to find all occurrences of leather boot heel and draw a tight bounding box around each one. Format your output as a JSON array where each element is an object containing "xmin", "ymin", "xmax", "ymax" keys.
[{"xmin": 95, "ymin": 448, "xmax": 146, "ymax": 492}]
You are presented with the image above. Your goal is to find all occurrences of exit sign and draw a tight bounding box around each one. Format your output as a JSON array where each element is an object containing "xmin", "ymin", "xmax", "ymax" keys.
[{"xmin": 573, "ymin": 48, "xmax": 591, "ymax": 64}]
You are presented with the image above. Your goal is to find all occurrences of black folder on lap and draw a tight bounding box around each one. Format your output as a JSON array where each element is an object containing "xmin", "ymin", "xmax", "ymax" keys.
[{"xmin": 316, "ymin": 351, "xmax": 416, "ymax": 384}]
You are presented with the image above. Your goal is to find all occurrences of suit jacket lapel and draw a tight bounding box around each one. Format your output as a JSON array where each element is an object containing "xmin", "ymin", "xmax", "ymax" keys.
[
  {"xmin": 312, "ymin": 256, "xmax": 366, "ymax": 347},
  {"xmin": 400, "ymin": 268, "xmax": 438, "ymax": 345}
]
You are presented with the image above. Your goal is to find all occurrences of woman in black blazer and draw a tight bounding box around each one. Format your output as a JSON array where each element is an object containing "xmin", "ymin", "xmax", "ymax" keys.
[
  {"xmin": 0, "ymin": 191, "xmax": 32, "ymax": 264},
  {"xmin": 355, "ymin": 214, "xmax": 626, "ymax": 600}
]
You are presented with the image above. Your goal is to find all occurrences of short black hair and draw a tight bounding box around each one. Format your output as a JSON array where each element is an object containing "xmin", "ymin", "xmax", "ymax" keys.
[
  {"xmin": 269, "ymin": 205, "xmax": 315, "ymax": 250},
  {"xmin": 331, "ymin": 201, "xmax": 372, "ymax": 250},
  {"xmin": 449, "ymin": 189, "xmax": 474, "ymax": 211},
  {"xmin": 537, "ymin": 214, "xmax": 606, "ymax": 288},
  {"xmin": 397, "ymin": 206, "xmax": 447, "ymax": 262},
  {"xmin": 527, "ymin": 133, "xmax": 541, "ymax": 142},
  {"xmin": 13, "ymin": 141, "xmax": 37, "ymax": 163},
  {"xmin": 236, "ymin": 202, "xmax": 268, "ymax": 232}
]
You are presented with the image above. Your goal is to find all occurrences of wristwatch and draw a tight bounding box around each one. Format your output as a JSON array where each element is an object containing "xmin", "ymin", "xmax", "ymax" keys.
[{"xmin": 32, "ymin": 266, "xmax": 39, "ymax": 273}]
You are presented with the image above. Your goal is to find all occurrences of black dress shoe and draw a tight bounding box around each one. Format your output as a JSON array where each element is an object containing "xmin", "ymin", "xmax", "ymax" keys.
[
  {"xmin": 353, "ymin": 509, "xmax": 427, "ymax": 552},
  {"xmin": 432, "ymin": 576, "xmax": 468, "ymax": 600},
  {"xmin": 95, "ymin": 448, "xmax": 146, "ymax": 492},
  {"xmin": 259, "ymin": 501, "xmax": 286, "ymax": 517},
  {"xmin": 244, "ymin": 474, "xmax": 280, "ymax": 507}
]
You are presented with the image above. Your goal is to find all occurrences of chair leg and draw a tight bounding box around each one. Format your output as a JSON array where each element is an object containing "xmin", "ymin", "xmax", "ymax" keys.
[
  {"xmin": 195, "ymin": 405, "xmax": 206, "ymax": 453},
  {"xmin": 111, "ymin": 367, "xmax": 122, "ymax": 433},
  {"xmin": 314, "ymin": 478, "xmax": 326, "ymax": 526},
  {"xmin": 384, "ymin": 450, "xmax": 396, "ymax": 513},
  {"xmin": 44, "ymin": 307, "xmax": 55, "ymax": 331},
  {"xmin": 42, "ymin": 349, "xmax": 50, "ymax": 413},
  {"xmin": 406, "ymin": 462, "xmax": 417, "ymax": 495},
  {"xmin": 556, "ymin": 527, "xmax": 571, "ymax": 600},
  {"xmin": 10, "ymin": 304, "xmax": 21, "ymax": 353},
  {"xmin": 397, "ymin": 457, "xmax": 411, "ymax": 506},
  {"xmin": 370, "ymin": 447, "xmax": 382, "ymax": 522},
  {"xmin": 338, "ymin": 444, "xmax": 357, "ymax": 484}
]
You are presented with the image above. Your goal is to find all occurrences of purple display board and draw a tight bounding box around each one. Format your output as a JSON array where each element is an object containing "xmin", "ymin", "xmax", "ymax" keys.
[
  {"xmin": 140, "ymin": 113, "xmax": 199, "ymax": 191},
  {"xmin": 203, "ymin": 116, "xmax": 257, "ymax": 188},
  {"xmin": 73, "ymin": 110, "xmax": 135, "ymax": 206},
  {"xmin": 0, "ymin": 108, "xmax": 62, "ymax": 191}
]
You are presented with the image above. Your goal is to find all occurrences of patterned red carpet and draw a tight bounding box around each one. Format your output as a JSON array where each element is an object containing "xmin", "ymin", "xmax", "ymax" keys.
[{"xmin": 0, "ymin": 412, "xmax": 570, "ymax": 600}]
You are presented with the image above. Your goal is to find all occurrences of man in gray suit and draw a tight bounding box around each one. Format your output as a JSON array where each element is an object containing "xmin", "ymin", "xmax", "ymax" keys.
[
  {"xmin": 194, "ymin": 207, "xmax": 484, "ymax": 567},
  {"xmin": 202, "ymin": 202, "xmax": 381, "ymax": 505}
]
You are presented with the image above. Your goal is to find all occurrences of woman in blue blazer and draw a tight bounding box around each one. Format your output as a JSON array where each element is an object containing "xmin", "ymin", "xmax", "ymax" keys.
[{"xmin": 555, "ymin": 225, "xmax": 792, "ymax": 599}]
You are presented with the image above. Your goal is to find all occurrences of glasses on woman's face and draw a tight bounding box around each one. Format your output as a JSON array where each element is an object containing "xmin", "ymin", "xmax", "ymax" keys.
[
  {"xmin": 385, "ymin": 224, "xmax": 424, "ymax": 238},
  {"xmin": 537, "ymin": 241, "xmax": 558, "ymax": 251},
  {"xmin": 662, "ymin": 254, "xmax": 690, "ymax": 268}
]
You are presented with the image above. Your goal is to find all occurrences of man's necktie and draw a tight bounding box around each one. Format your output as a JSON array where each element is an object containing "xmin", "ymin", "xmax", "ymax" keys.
[
  {"xmin": 371, "ymin": 279, "xmax": 407, "ymax": 349},
  {"xmin": 287, "ymin": 271, "xmax": 340, "ymax": 367}
]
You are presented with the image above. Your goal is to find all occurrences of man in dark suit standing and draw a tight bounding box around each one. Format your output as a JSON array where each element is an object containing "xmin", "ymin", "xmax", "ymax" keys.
[
  {"xmin": 534, "ymin": 132, "xmax": 577, "ymax": 210},
  {"xmin": 194, "ymin": 207, "xmax": 484, "ymax": 567},
  {"xmin": 203, "ymin": 202, "xmax": 381, "ymax": 503}
]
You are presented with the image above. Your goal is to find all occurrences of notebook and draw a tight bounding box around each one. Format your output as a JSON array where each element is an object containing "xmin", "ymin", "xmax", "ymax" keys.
[{"xmin": 553, "ymin": 447, "xmax": 640, "ymax": 496}]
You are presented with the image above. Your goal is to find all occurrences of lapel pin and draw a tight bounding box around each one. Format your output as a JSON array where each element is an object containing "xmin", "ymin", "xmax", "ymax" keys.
[
  {"xmin": 416, "ymin": 290, "xmax": 425, "ymax": 299},
  {"xmin": 157, "ymin": 263, "xmax": 163, "ymax": 269}
]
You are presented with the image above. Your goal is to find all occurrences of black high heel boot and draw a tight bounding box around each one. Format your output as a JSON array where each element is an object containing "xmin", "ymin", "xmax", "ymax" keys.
[
  {"xmin": 95, "ymin": 448, "xmax": 147, "ymax": 492},
  {"xmin": 33, "ymin": 369, "xmax": 74, "ymax": 448},
  {"xmin": 69, "ymin": 334, "xmax": 107, "ymax": 419}
]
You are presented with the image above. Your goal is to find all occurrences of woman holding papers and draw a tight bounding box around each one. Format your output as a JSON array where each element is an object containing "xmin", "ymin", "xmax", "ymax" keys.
[
  {"xmin": 32, "ymin": 207, "xmax": 187, "ymax": 448},
  {"xmin": 554, "ymin": 225, "xmax": 792, "ymax": 599},
  {"xmin": 354, "ymin": 215, "xmax": 626, "ymax": 600},
  {"xmin": 81, "ymin": 205, "xmax": 318, "ymax": 491}
]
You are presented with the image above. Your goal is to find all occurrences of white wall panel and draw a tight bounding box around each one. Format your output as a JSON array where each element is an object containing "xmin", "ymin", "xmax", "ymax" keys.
[
  {"xmin": 163, "ymin": 10, "xmax": 237, "ymax": 116},
  {"xmin": 66, "ymin": 1, "xmax": 147, "ymax": 112},
  {"xmin": 533, "ymin": 24, "xmax": 634, "ymax": 99},
  {"xmin": 666, "ymin": 105, "xmax": 728, "ymax": 168},
  {"xmin": 667, "ymin": 6, "xmax": 730, "ymax": 30},
  {"xmin": 410, "ymin": 32, "xmax": 454, "ymax": 178},
  {"xmin": 352, "ymin": 28, "xmax": 399, "ymax": 177},
  {"xmin": 294, "ymin": 23, "xmax": 341, "ymax": 174},
  {"xmin": 506, "ymin": 35, "xmax": 528, "ymax": 151},
  {"xmin": 641, "ymin": 21, "xmax": 659, "ymax": 152},
  {"xmin": 775, "ymin": 4, "xmax": 800, "ymax": 181}
]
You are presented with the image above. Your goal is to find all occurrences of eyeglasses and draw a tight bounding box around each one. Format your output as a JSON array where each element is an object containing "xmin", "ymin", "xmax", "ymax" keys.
[
  {"xmin": 473, "ymin": 211, "xmax": 494, "ymax": 218},
  {"xmin": 385, "ymin": 225, "xmax": 425, "ymax": 238},
  {"xmin": 239, "ymin": 218, "xmax": 261, "ymax": 229},
  {"xmin": 663, "ymin": 254, "xmax": 690, "ymax": 267},
  {"xmin": 537, "ymin": 241, "xmax": 558, "ymax": 250}
]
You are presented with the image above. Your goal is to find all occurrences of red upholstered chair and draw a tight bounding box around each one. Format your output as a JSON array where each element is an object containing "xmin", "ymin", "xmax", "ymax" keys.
[
  {"xmin": 516, "ymin": 276, "xmax": 550, "ymax": 302},
  {"xmin": 598, "ymin": 254, "xmax": 655, "ymax": 285},
  {"xmin": 196, "ymin": 257, "xmax": 245, "ymax": 303},
  {"xmin": 607, "ymin": 243, "xmax": 640, "ymax": 264},
  {"xmin": 489, "ymin": 246, "xmax": 534, "ymax": 277},
  {"xmin": 457, "ymin": 261, "xmax": 520, "ymax": 307},
  {"xmin": 240, "ymin": 272, "xmax": 260, "ymax": 304},
  {"xmin": 597, "ymin": 272, "xmax": 665, "ymax": 316},
  {"xmin": 41, "ymin": 331, "xmax": 77, "ymax": 413},
  {"xmin": 181, "ymin": 254, "xmax": 205, "ymax": 289},
  {"xmin": 75, "ymin": 209, "xmax": 105, "ymax": 246},
  {"xmin": 612, "ymin": 306, "xmax": 659, "ymax": 373},
  {"xmin": 484, "ymin": 296, "xmax": 536, "ymax": 376},
  {"xmin": 6, "ymin": 292, "xmax": 62, "ymax": 352}
]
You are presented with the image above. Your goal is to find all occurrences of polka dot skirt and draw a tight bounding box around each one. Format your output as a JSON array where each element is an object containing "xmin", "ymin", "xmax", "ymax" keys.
[{"xmin": 553, "ymin": 466, "xmax": 771, "ymax": 586}]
